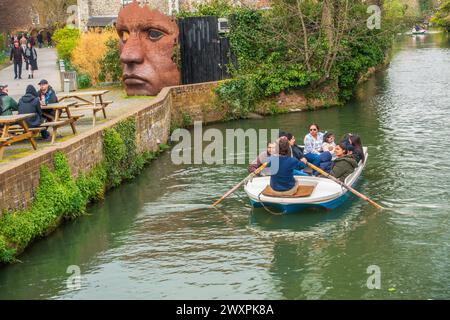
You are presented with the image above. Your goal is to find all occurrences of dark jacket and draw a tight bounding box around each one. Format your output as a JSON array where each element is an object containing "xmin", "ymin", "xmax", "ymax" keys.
[
  {"xmin": 18, "ymin": 86, "xmax": 43, "ymax": 128},
  {"xmin": 330, "ymin": 155, "xmax": 358, "ymax": 182},
  {"xmin": 0, "ymin": 93, "xmax": 19, "ymax": 116},
  {"xmin": 352, "ymin": 148, "xmax": 364, "ymax": 164},
  {"xmin": 291, "ymin": 144, "xmax": 304, "ymax": 160},
  {"xmin": 39, "ymin": 86, "xmax": 58, "ymax": 105},
  {"xmin": 10, "ymin": 47, "xmax": 24, "ymax": 63},
  {"xmin": 268, "ymin": 156, "xmax": 304, "ymax": 191}
]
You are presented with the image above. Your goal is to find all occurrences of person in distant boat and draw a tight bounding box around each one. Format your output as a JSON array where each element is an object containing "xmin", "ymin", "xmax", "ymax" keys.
[
  {"xmin": 330, "ymin": 143, "xmax": 358, "ymax": 182},
  {"xmin": 248, "ymin": 142, "xmax": 276, "ymax": 175},
  {"xmin": 266, "ymin": 137, "xmax": 307, "ymax": 196}
]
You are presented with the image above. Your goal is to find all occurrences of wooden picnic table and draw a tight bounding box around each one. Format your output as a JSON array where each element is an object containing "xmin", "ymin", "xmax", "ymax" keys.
[
  {"xmin": 0, "ymin": 114, "xmax": 38, "ymax": 160},
  {"xmin": 41, "ymin": 101, "xmax": 83, "ymax": 144},
  {"xmin": 58, "ymin": 90, "xmax": 112, "ymax": 126}
]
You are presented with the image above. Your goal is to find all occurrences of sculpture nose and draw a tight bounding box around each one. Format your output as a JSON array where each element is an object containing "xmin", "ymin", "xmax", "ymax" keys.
[{"xmin": 120, "ymin": 33, "xmax": 144, "ymax": 65}]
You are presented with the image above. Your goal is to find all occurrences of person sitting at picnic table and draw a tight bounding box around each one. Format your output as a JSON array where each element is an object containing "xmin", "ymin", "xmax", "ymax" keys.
[
  {"xmin": 38, "ymin": 79, "xmax": 58, "ymax": 105},
  {"xmin": 330, "ymin": 143, "xmax": 358, "ymax": 182},
  {"xmin": 18, "ymin": 85, "xmax": 50, "ymax": 140},
  {"xmin": 0, "ymin": 84, "xmax": 18, "ymax": 116}
]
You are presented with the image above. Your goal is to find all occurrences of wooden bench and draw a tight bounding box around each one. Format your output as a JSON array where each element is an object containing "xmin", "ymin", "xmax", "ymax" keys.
[
  {"xmin": 0, "ymin": 114, "xmax": 38, "ymax": 160},
  {"xmin": 69, "ymin": 101, "xmax": 112, "ymax": 126},
  {"xmin": 58, "ymin": 91, "xmax": 111, "ymax": 127},
  {"xmin": 41, "ymin": 102, "xmax": 83, "ymax": 144}
]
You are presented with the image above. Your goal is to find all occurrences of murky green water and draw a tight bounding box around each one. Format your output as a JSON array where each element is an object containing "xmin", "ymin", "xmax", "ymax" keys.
[{"xmin": 1, "ymin": 32, "xmax": 450, "ymax": 299}]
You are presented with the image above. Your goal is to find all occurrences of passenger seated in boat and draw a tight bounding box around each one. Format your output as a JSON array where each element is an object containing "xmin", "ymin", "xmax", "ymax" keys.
[
  {"xmin": 349, "ymin": 134, "xmax": 365, "ymax": 163},
  {"xmin": 330, "ymin": 143, "xmax": 358, "ymax": 182},
  {"xmin": 279, "ymin": 131, "xmax": 309, "ymax": 176},
  {"xmin": 279, "ymin": 132, "xmax": 304, "ymax": 160},
  {"xmin": 248, "ymin": 142, "xmax": 276, "ymax": 175},
  {"xmin": 303, "ymin": 123, "xmax": 323, "ymax": 171},
  {"xmin": 322, "ymin": 132, "xmax": 336, "ymax": 156},
  {"xmin": 266, "ymin": 137, "xmax": 307, "ymax": 196}
]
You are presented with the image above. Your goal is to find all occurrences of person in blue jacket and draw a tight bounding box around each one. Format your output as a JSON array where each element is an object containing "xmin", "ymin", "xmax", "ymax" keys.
[{"xmin": 267, "ymin": 137, "xmax": 307, "ymax": 196}]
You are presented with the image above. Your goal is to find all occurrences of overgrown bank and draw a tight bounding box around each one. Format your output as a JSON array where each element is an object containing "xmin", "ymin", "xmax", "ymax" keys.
[
  {"xmin": 0, "ymin": 118, "xmax": 169, "ymax": 264},
  {"xmin": 178, "ymin": 0, "xmax": 415, "ymax": 118}
]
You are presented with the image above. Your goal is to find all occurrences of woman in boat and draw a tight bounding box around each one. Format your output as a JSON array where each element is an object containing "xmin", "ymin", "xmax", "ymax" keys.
[
  {"xmin": 330, "ymin": 143, "xmax": 358, "ymax": 182},
  {"xmin": 303, "ymin": 123, "xmax": 323, "ymax": 175},
  {"xmin": 248, "ymin": 142, "xmax": 276, "ymax": 175},
  {"xmin": 267, "ymin": 137, "xmax": 307, "ymax": 196},
  {"xmin": 349, "ymin": 134, "xmax": 365, "ymax": 164}
]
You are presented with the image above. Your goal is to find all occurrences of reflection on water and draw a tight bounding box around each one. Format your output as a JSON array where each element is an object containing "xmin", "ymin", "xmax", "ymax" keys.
[{"xmin": 0, "ymin": 32, "xmax": 450, "ymax": 299}]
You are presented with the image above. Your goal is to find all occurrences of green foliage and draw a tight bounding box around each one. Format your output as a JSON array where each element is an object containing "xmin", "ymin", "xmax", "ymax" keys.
[
  {"xmin": 76, "ymin": 165, "xmax": 107, "ymax": 202},
  {"xmin": 53, "ymin": 27, "xmax": 80, "ymax": 60},
  {"xmin": 177, "ymin": 0, "xmax": 233, "ymax": 17},
  {"xmin": 114, "ymin": 119, "xmax": 145, "ymax": 180},
  {"xmin": 0, "ymin": 33, "xmax": 6, "ymax": 52},
  {"xmin": 100, "ymin": 38, "xmax": 122, "ymax": 82},
  {"xmin": 336, "ymin": 30, "xmax": 390, "ymax": 101},
  {"xmin": 103, "ymin": 127, "xmax": 126, "ymax": 187},
  {"xmin": 215, "ymin": 75, "xmax": 262, "ymax": 118},
  {"xmin": 77, "ymin": 73, "xmax": 92, "ymax": 89},
  {"xmin": 0, "ymin": 119, "xmax": 169, "ymax": 264},
  {"xmin": 0, "ymin": 152, "xmax": 94, "ymax": 257},
  {"xmin": 181, "ymin": 112, "xmax": 192, "ymax": 127},
  {"xmin": 432, "ymin": 0, "xmax": 450, "ymax": 31},
  {"xmin": 0, "ymin": 235, "xmax": 16, "ymax": 263}
]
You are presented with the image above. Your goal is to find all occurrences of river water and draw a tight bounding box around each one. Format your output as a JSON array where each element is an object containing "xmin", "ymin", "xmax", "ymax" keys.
[{"xmin": 1, "ymin": 32, "xmax": 449, "ymax": 299}]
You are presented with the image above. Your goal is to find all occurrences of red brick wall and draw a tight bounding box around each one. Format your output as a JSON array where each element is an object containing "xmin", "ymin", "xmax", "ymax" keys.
[{"xmin": 0, "ymin": 81, "xmax": 219, "ymax": 215}]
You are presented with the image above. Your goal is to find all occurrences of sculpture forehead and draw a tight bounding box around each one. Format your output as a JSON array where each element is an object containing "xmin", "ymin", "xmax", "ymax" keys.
[{"xmin": 116, "ymin": 3, "xmax": 177, "ymax": 32}]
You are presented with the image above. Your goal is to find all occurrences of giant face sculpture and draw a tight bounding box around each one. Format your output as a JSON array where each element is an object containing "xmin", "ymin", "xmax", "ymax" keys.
[{"xmin": 116, "ymin": 2, "xmax": 180, "ymax": 96}]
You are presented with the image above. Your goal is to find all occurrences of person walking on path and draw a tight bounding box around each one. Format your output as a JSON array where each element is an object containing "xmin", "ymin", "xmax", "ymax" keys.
[
  {"xmin": 24, "ymin": 42, "xmax": 38, "ymax": 79},
  {"xmin": 18, "ymin": 85, "xmax": 50, "ymax": 140},
  {"xmin": 10, "ymin": 42, "xmax": 24, "ymax": 80},
  {"xmin": 37, "ymin": 31, "xmax": 43, "ymax": 49},
  {"xmin": 46, "ymin": 31, "xmax": 52, "ymax": 48},
  {"xmin": 0, "ymin": 84, "xmax": 19, "ymax": 116},
  {"xmin": 19, "ymin": 34, "xmax": 27, "ymax": 52}
]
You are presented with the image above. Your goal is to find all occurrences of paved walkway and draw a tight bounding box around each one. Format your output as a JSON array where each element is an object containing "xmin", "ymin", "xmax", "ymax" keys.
[
  {"xmin": 0, "ymin": 48, "xmax": 61, "ymax": 100},
  {"xmin": 0, "ymin": 48, "xmax": 157, "ymax": 167}
]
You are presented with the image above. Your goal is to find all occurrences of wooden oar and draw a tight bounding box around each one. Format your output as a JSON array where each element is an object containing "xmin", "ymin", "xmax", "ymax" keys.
[
  {"xmin": 212, "ymin": 162, "xmax": 268, "ymax": 207},
  {"xmin": 305, "ymin": 161, "xmax": 384, "ymax": 210}
]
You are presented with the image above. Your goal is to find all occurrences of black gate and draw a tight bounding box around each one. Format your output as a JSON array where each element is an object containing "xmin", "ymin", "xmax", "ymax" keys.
[{"xmin": 178, "ymin": 16, "xmax": 234, "ymax": 84}]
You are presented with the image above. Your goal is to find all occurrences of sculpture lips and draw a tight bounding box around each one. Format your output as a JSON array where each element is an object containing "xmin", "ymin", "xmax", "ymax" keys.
[{"xmin": 123, "ymin": 75, "xmax": 147, "ymax": 85}]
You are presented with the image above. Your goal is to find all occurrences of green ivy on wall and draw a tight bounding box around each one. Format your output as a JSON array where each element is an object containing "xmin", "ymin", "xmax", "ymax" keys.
[{"xmin": 0, "ymin": 118, "xmax": 169, "ymax": 264}]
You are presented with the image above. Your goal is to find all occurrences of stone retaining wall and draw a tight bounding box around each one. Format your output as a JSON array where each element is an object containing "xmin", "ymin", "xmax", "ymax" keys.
[{"xmin": 0, "ymin": 82, "xmax": 219, "ymax": 215}]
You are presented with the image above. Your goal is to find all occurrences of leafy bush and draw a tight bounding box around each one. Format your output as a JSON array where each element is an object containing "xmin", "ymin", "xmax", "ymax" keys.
[
  {"xmin": 100, "ymin": 38, "xmax": 122, "ymax": 83},
  {"xmin": 77, "ymin": 73, "xmax": 91, "ymax": 89},
  {"xmin": 53, "ymin": 27, "xmax": 80, "ymax": 60},
  {"xmin": 0, "ymin": 33, "xmax": 6, "ymax": 52},
  {"xmin": 432, "ymin": 0, "xmax": 450, "ymax": 31},
  {"xmin": 71, "ymin": 28, "xmax": 119, "ymax": 85}
]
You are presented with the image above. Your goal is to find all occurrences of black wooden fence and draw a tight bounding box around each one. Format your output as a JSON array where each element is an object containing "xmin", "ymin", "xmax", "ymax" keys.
[{"xmin": 178, "ymin": 16, "xmax": 234, "ymax": 85}]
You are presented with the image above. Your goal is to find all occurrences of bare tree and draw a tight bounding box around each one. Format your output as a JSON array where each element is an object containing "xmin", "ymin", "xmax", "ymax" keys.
[
  {"xmin": 31, "ymin": 0, "xmax": 77, "ymax": 28},
  {"xmin": 0, "ymin": 0, "xmax": 32, "ymax": 32}
]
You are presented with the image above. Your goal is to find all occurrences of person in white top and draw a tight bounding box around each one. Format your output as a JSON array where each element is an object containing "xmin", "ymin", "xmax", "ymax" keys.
[{"xmin": 322, "ymin": 132, "xmax": 336, "ymax": 157}]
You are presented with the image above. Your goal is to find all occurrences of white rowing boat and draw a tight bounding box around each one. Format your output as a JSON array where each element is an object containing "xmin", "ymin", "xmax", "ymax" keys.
[{"xmin": 244, "ymin": 147, "xmax": 368, "ymax": 214}]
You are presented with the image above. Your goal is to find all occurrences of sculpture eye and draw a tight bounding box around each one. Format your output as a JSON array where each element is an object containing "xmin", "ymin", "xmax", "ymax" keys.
[
  {"xmin": 148, "ymin": 29, "xmax": 164, "ymax": 41},
  {"xmin": 120, "ymin": 30, "xmax": 130, "ymax": 43}
]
